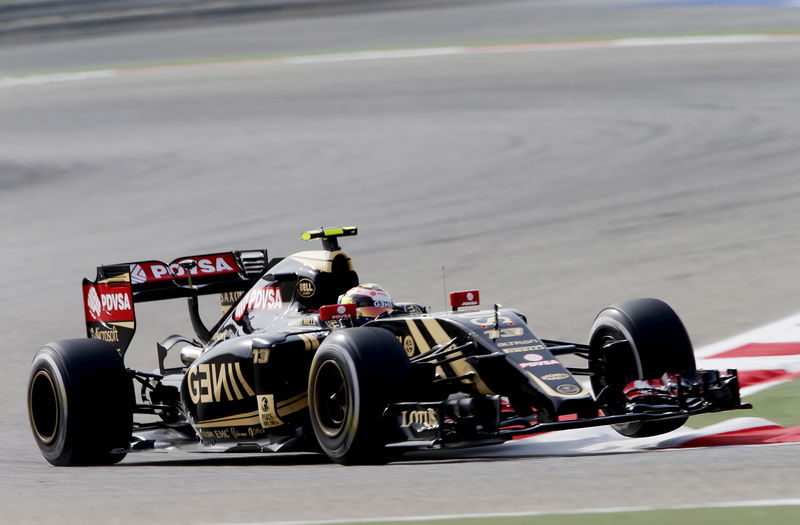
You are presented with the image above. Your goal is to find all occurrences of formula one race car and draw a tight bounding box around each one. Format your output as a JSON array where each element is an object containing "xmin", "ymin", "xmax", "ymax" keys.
[{"xmin": 27, "ymin": 227, "xmax": 748, "ymax": 466}]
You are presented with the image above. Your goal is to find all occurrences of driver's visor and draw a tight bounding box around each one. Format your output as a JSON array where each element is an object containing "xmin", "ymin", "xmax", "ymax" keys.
[{"xmin": 356, "ymin": 306, "xmax": 392, "ymax": 319}]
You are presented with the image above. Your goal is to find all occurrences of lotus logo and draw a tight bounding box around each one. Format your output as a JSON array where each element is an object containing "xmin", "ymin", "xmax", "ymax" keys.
[
  {"xmin": 466, "ymin": 292, "xmax": 474, "ymax": 301},
  {"xmin": 87, "ymin": 287, "xmax": 102, "ymax": 320},
  {"xmin": 523, "ymin": 353, "xmax": 543, "ymax": 362},
  {"xmin": 337, "ymin": 305, "xmax": 347, "ymax": 315},
  {"xmin": 130, "ymin": 264, "xmax": 147, "ymax": 285},
  {"xmin": 556, "ymin": 384, "xmax": 581, "ymax": 395}
]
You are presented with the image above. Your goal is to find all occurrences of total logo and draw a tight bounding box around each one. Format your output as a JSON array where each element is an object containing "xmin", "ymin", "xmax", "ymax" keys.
[{"xmin": 130, "ymin": 255, "xmax": 238, "ymax": 284}]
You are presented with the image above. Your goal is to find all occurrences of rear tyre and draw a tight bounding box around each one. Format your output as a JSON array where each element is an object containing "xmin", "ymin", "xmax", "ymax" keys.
[
  {"xmin": 308, "ymin": 327, "xmax": 411, "ymax": 464},
  {"xmin": 28, "ymin": 339, "xmax": 133, "ymax": 466},
  {"xmin": 589, "ymin": 298, "xmax": 696, "ymax": 438}
]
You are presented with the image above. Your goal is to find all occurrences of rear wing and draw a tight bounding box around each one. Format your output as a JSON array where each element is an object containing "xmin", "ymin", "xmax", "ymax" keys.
[{"xmin": 82, "ymin": 250, "xmax": 268, "ymax": 355}]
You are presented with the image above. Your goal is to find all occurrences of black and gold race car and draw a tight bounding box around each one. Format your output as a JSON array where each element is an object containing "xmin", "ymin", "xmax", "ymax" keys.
[{"xmin": 27, "ymin": 227, "xmax": 747, "ymax": 465}]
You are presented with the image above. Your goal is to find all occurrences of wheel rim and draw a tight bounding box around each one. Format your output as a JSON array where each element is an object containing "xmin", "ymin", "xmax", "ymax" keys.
[
  {"xmin": 29, "ymin": 370, "xmax": 59, "ymax": 444},
  {"xmin": 590, "ymin": 327, "xmax": 637, "ymax": 414},
  {"xmin": 313, "ymin": 360, "xmax": 349, "ymax": 438}
]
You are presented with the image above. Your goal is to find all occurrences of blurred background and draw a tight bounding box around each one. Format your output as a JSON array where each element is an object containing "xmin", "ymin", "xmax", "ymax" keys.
[{"xmin": 2, "ymin": 0, "xmax": 800, "ymax": 522}]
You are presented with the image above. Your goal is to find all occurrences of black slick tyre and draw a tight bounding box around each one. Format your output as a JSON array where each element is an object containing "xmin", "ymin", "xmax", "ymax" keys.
[
  {"xmin": 308, "ymin": 327, "xmax": 411, "ymax": 465},
  {"xmin": 28, "ymin": 339, "xmax": 133, "ymax": 466},
  {"xmin": 589, "ymin": 298, "xmax": 696, "ymax": 438}
]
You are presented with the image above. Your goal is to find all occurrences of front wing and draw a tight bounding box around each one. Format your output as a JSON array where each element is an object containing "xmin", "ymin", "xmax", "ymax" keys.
[{"xmin": 383, "ymin": 368, "xmax": 748, "ymax": 448}]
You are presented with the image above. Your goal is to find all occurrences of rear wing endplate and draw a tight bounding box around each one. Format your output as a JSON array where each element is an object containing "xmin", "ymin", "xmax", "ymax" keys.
[{"xmin": 82, "ymin": 250, "xmax": 268, "ymax": 355}]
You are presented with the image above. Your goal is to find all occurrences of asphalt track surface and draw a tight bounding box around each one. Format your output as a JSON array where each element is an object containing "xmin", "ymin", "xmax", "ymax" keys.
[{"xmin": 2, "ymin": 0, "xmax": 800, "ymax": 523}]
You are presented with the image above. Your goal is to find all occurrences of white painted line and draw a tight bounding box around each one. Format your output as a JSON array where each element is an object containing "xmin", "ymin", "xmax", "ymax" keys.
[
  {"xmin": 616, "ymin": 34, "xmax": 773, "ymax": 47},
  {"xmin": 285, "ymin": 47, "xmax": 463, "ymax": 64},
  {"xmin": 0, "ymin": 70, "xmax": 116, "ymax": 89},
  {"xmin": 698, "ymin": 355, "xmax": 800, "ymax": 372},
  {"xmin": 3, "ymin": 33, "xmax": 800, "ymax": 90},
  {"xmin": 221, "ymin": 498, "xmax": 800, "ymax": 525}
]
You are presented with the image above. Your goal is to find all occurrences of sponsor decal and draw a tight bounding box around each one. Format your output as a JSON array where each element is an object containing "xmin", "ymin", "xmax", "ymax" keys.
[
  {"xmin": 402, "ymin": 335, "xmax": 416, "ymax": 357},
  {"xmin": 403, "ymin": 304, "xmax": 425, "ymax": 315},
  {"xmin": 542, "ymin": 373, "xmax": 570, "ymax": 381},
  {"xmin": 450, "ymin": 290, "xmax": 480, "ymax": 308},
  {"xmin": 524, "ymin": 353, "xmax": 544, "ymax": 362},
  {"xmin": 230, "ymin": 427, "xmax": 250, "ymax": 439},
  {"xmin": 187, "ymin": 362, "xmax": 255, "ymax": 404},
  {"xmin": 372, "ymin": 299, "xmax": 393, "ymax": 308},
  {"xmin": 297, "ymin": 278, "xmax": 316, "ymax": 298},
  {"xmin": 519, "ymin": 359, "xmax": 560, "ymax": 368},
  {"xmin": 89, "ymin": 325, "xmax": 119, "ymax": 343},
  {"xmin": 556, "ymin": 384, "xmax": 581, "ymax": 395},
  {"xmin": 470, "ymin": 316, "xmax": 513, "ymax": 328},
  {"xmin": 497, "ymin": 338, "xmax": 538, "ymax": 348},
  {"xmin": 247, "ymin": 426, "xmax": 266, "ymax": 438},
  {"xmin": 86, "ymin": 287, "xmax": 101, "ymax": 319},
  {"xmin": 502, "ymin": 345, "xmax": 546, "ymax": 353},
  {"xmin": 233, "ymin": 286, "xmax": 283, "ymax": 321},
  {"xmin": 257, "ymin": 394, "xmax": 284, "ymax": 428},
  {"xmin": 319, "ymin": 303, "xmax": 356, "ymax": 321},
  {"xmin": 400, "ymin": 408, "xmax": 439, "ymax": 430},
  {"xmin": 220, "ymin": 291, "xmax": 243, "ymax": 315},
  {"xmin": 83, "ymin": 283, "xmax": 134, "ymax": 322},
  {"xmin": 288, "ymin": 316, "xmax": 321, "ymax": 327},
  {"xmin": 130, "ymin": 264, "xmax": 147, "ymax": 285},
  {"xmin": 484, "ymin": 327, "xmax": 526, "ymax": 338},
  {"xmin": 128, "ymin": 254, "xmax": 239, "ymax": 284}
]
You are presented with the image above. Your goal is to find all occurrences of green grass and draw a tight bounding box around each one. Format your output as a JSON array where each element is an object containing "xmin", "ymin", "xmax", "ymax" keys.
[
  {"xmin": 334, "ymin": 506, "xmax": 800, "ymax": 525},
  {"xmin": 688, "ymin": 377, "xmax": 800, "ymax": 429}
]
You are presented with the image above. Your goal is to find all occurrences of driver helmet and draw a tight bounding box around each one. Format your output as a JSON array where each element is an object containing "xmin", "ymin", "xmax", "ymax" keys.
[{"xmin": 339, "ymin": 283, "xmax": 394, "ymax": 323}]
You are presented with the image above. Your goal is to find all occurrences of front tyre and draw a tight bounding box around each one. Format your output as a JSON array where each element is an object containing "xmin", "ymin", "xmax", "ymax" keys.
[
  {"xmin": 589, "ymin": 298, "xmax": 696, "ymax": 438},
  {"xmin": 308, "ymin": 327, "xmax": 411, "ymax": 465},
  {"xmin": 28, "ymin": 339, "xmax": 133, "ymax": 466}
]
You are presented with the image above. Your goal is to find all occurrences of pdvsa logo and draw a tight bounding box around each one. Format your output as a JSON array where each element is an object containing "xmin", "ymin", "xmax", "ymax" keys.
[
  {"xmin": 101, "ymin": 292, "xmax": 131, "ymax": 312},
  {"xmin": 130, "ymin": 264, "xmax": 148, "ymax": 285},
  {"xmin": 233, "ymin": 286, "xmax": 284, "ymax": 320},
  {"xmin": 86, "ymin": 287, "xmax": 102, "ymax": 320},
  {"xmin": 84, "ymin": 284, "xmax": 133, "ymax": 322},
  {"xmin": 129, "ymin": 255, "xmax": 238, "ymax": 284}
]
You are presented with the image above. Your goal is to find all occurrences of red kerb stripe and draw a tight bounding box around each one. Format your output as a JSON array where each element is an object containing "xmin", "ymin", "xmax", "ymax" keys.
[
  {"xmin": 709, "ymin": 342, "xmax": 800, "ymax": 358},
  {"xmin": 678, "ymin": 425, "xmax": 800, "ymax": 448},
  {"xmin": 737, "ymin": 369, "xmax": 800, "ymax": 389}
]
